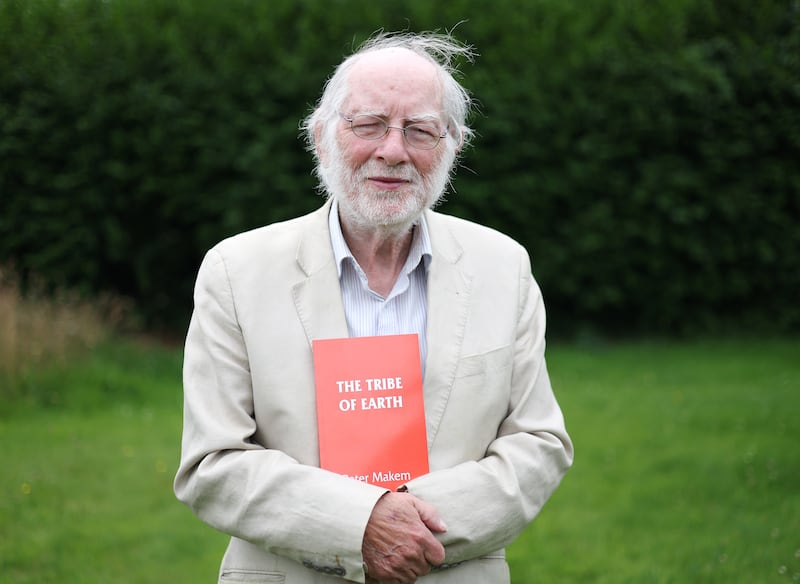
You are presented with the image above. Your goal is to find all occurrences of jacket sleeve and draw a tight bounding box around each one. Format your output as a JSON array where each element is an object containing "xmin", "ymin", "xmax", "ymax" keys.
[
  {"xmin": 405, "ymin": 248, "xmax": 573, "ymax": 565},
  {"xmin": 173, "ymin": 248, "xmax": 385, "ymax": 583}
]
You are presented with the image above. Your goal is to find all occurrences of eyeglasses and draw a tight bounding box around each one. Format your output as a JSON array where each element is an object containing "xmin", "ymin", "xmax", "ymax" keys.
[{"xmin": 340, "ymin": 113, "xmax": 447, "ymax": 150}]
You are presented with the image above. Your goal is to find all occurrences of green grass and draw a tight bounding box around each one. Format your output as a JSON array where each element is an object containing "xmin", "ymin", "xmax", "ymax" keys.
[
  {"xmin": 1, "ymin": 338, "xmax": 798, "ymax": 583},
  {"xmin": 509, "ymin": 339, "xmax": 800, "ymax": 583},
  {"xmin": 1, "ymin": 340, "xmax": 228, "ymax": 583}
]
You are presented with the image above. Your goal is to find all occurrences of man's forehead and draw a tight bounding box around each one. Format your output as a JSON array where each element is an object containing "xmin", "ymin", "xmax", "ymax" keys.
[
  {"xmin": 344, "ymin": 48, "xmax": 442, "ymax": 113},
  {"xmin": 349, "ymin": 47, "xmax": 437, "ymax": 80}
]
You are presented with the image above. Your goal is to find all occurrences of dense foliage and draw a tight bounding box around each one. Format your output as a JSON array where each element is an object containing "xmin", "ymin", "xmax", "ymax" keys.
[{"xmin": 1, "ymin": 0, "xmax": 798, "ymax": 335}]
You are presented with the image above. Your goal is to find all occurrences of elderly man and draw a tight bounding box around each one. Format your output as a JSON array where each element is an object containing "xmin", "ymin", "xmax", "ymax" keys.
[{"xmin": 175, "ymin": 31, "xmax": 573, "ymax": 584}]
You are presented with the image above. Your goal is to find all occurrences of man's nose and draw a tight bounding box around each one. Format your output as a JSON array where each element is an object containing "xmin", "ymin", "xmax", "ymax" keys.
[{"xmin": 374, "ymin": 126, "xmax": 411, "ymax": 165}]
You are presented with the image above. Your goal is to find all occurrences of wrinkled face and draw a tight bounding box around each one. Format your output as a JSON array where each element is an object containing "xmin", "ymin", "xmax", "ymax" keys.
[{"xmin": 320, "ymin": 49, "xmax": 457, "ymax": 232}]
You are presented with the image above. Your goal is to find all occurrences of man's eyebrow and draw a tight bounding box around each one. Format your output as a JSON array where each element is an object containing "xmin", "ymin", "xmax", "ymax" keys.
[
  {"xmin": 347, "ymin": 108, "xmax": 387, "ymax": 118},
  {"xmin": 348, "ymin": 110, "xmax": 444, "ymax": 124},
  {"xmin": 406, "ymin": 112, "xmax": 444, "ymax": 124}
]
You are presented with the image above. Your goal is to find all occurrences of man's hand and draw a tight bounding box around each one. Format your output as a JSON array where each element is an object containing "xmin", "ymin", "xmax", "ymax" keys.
[{"xmin": 362, "ymin": 492, "xmax": 447, "ymax": 583}]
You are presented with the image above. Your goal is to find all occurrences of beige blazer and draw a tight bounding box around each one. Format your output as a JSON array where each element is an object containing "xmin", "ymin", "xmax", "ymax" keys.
[{"xmin": 175, "ymin": 200, "xmax": 573, "ymax": 583}]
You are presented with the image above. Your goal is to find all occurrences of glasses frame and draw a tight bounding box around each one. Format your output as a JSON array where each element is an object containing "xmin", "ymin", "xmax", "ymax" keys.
[{"xmin": 339, "ymin": 113, "xmax": 447, "ymax": 150}]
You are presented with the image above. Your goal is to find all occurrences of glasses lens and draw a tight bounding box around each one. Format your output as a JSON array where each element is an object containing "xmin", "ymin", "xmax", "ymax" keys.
[
  {"xmin": 405, "ymin": 123, "xmax": 441, "ymax": 149},
  {"xmin": 350, "ymin": 115, "xmax": 387, "ymax": 140}
]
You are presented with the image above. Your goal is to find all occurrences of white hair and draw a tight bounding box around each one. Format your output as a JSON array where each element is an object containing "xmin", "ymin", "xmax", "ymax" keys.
[{"xmin": 300, "ymin": 31, "xmax": 476, "ymax": 192}]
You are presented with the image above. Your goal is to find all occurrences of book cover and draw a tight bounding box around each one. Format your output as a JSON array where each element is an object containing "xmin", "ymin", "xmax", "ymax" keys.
[{"xmin": 312, "ymin": 334, "xmax": 429, "ymax": 491}]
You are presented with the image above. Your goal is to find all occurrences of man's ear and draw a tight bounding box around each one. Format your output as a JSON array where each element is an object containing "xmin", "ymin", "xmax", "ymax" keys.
[
  {"xmin": 315, "ymin": 124, "xmax": 329, "ymax": 166},
  {"xmin": 452, "ymin": 126, "xmax": 465, "ymax": 152}
]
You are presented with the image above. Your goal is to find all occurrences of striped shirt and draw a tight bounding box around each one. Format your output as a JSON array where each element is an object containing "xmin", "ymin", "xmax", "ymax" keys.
[{"xmin": 328, "ymin": 200, "xmax": 431, "ymax": 369}]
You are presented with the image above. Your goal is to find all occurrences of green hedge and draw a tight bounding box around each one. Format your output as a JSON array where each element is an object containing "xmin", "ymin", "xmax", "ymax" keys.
[{"xmin": 1, "ymin": 0, "xmax": 798, "ymax": 335}]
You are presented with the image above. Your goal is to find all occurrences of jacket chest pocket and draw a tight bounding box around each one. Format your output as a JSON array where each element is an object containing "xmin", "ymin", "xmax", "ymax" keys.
[
  {"xmin": 445, "ymin": 346, "xmax": 513, "ymax": 445},
  {"xmin": 455, "ymin": 345, "xmax": 512, "ymax": 380}
]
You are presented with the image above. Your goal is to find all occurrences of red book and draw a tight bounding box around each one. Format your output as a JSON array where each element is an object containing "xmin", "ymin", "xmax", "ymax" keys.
[{"xmin": 312, "ymin": 334, "xmax": 429, "ymax": 491}]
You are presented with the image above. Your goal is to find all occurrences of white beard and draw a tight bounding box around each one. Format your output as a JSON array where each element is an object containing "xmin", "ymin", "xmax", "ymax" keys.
[{"xmin": 321, "ymin": 144, "xmax": 456, "ymax": 235}]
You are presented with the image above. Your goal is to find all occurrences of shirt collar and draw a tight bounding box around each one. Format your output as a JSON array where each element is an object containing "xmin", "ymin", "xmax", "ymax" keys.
[{"xmin": 329, "ymin": 199, "xmax": 432, "ymax": 279}]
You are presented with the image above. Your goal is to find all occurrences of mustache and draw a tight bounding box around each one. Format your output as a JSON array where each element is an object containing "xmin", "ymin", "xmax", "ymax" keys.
[{"xmin": 354, "ymin": 162, "xmax": 420, "ymax": 182}]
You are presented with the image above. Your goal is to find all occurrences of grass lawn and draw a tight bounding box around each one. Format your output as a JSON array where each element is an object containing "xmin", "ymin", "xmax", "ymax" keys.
[
  {"xmin": 510, "ymin": 339, "xmax": 800, "ymax": 583},
  {"xmin": 1, "ymin": 338, "xmax": 798, "ymax": 583},
  {"xmin": 1, "ymin": 341, "xmax": 228, "ymax": 583}
]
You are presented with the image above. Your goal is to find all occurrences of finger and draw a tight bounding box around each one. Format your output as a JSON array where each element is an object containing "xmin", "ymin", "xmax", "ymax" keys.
[
  {"xmin": 405, "ymin": 496, "xmax": 446, "ymax": 566},
  {"xmin": 411, "ymin": 496, "xmax": 447, "ymax": 533},
  {"xmin": 423, "ymin": 541, "xmax": 446, "ymax": 569}
]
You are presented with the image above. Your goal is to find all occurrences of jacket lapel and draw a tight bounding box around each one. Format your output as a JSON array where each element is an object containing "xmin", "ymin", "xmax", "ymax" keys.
[
  {"xmin": 422, "ymin": 210, "xmax": 472, "ymax": 448},
  {"xmin": 292, "ymin": 200, "xmax": 349, "ymax": 344}
]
